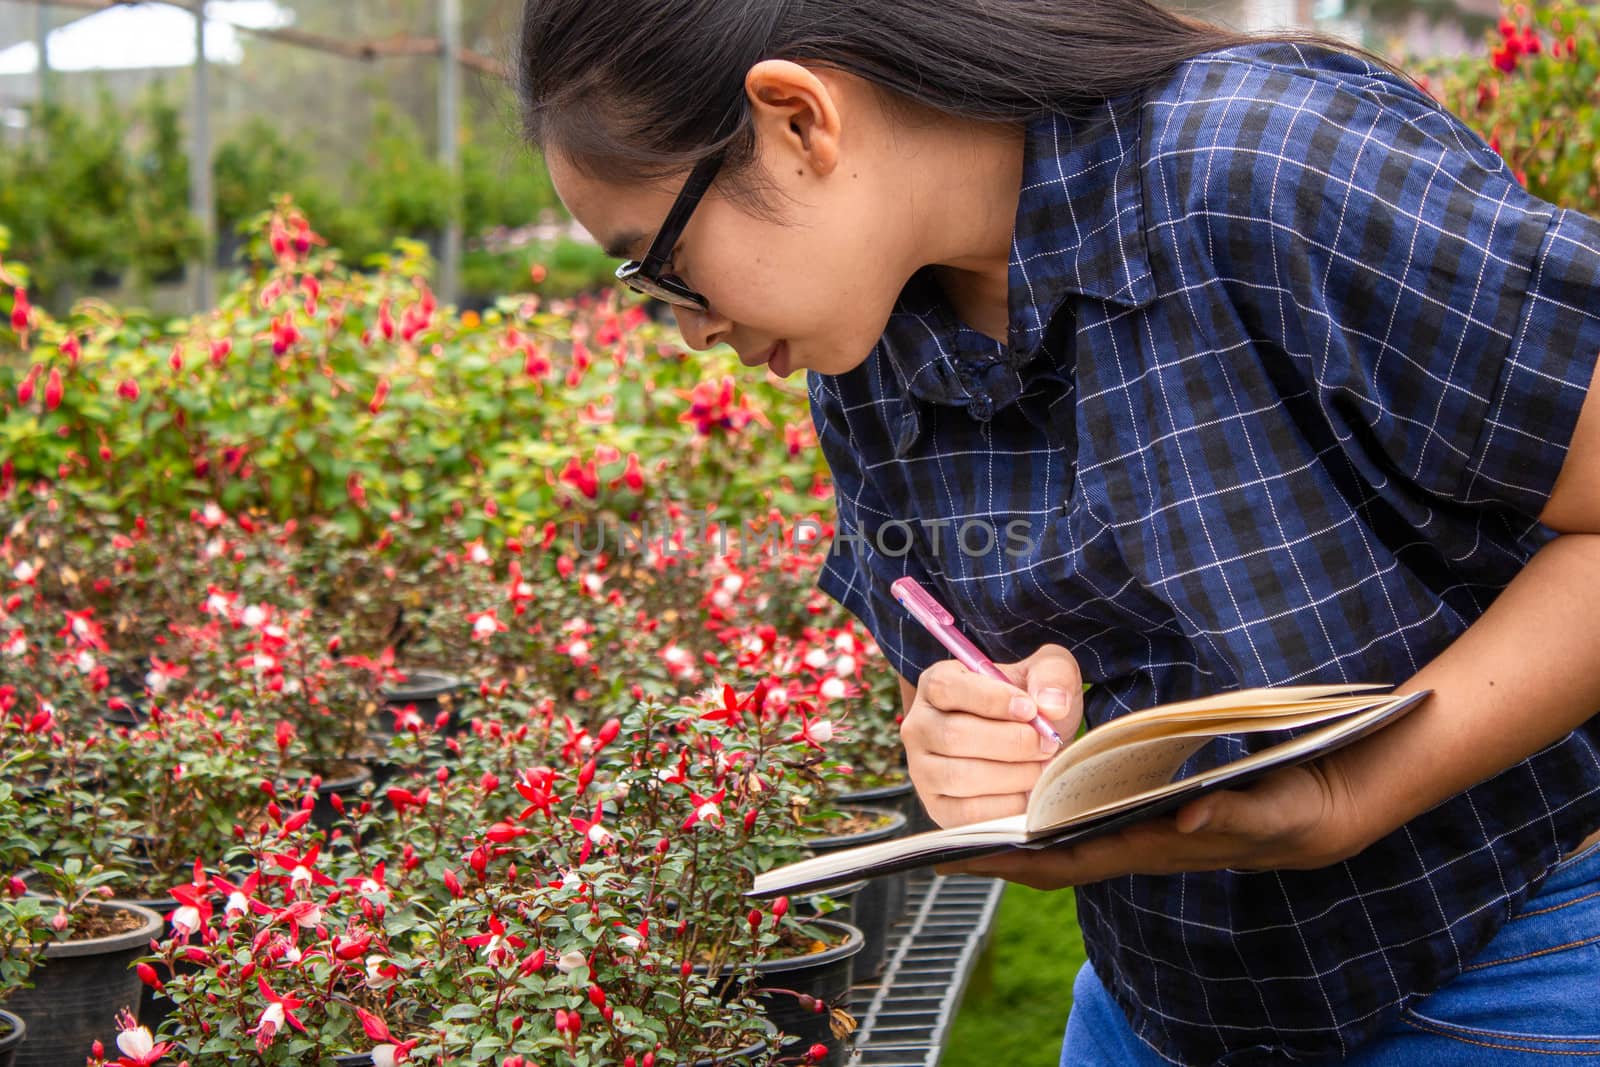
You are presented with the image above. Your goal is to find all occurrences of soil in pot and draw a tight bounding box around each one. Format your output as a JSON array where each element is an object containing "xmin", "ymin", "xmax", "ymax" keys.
[
  {"xmin": 0, "ymin": 1010, "xmax": 26, "ymax": 1067},
  {"xmin": 6, "ymin": 900, "xmax": 164, "ymax": 1067}
]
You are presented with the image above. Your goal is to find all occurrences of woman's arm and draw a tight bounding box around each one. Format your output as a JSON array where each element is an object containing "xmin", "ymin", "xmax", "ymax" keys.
[{"xmin": 947, "ymin": 359, "xmax": 1600, "ymax": 888}]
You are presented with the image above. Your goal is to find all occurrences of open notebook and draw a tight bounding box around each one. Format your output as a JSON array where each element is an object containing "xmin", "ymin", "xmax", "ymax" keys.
[{"xmin": 751, "ymin": 684, "xmax": 1429, "ymax": 897}]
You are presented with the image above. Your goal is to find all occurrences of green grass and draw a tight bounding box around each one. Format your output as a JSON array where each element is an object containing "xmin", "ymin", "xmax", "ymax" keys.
[{"xmin": 941, "ymin": 884, "xmax": 1085, "ymax": 1067}]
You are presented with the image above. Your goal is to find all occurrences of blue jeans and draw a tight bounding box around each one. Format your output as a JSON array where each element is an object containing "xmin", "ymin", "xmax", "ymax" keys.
[{"xmin": 1060, "ymin": 840, "xmax": 1600, "ymax": 1065}]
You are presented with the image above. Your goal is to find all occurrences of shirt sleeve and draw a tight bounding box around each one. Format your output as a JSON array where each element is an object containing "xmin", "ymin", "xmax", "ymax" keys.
[
  {"xmin": 1164, "ymin": 50, "xmax": 1600, "ymax": 519},
  {"xmin": 807, "ymin": 370, "xmax": 948, "ymax": 686}
]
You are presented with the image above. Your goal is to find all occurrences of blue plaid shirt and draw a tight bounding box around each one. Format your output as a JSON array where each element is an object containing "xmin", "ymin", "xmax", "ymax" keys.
[{"xmin": 810, "ymin": 42, "xmax": 1600, "ymax": 1065}]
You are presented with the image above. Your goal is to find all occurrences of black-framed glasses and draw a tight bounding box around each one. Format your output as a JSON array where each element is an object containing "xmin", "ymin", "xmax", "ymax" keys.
[{"xmin": 614, "ymin": 150, "xmax": 725, "ymax": 311}]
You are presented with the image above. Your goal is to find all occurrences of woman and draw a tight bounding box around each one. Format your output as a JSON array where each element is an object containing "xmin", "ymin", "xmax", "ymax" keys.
[{"xmin": 516, "ymin": 1, "xmax": 1600, "ymax": 1063}]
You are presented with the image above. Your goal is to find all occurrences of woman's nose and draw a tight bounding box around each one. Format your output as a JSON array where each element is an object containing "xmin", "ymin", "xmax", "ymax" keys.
[{"xmin": 671, "ymin": 305, "xmax": 732, "ymax": 351}]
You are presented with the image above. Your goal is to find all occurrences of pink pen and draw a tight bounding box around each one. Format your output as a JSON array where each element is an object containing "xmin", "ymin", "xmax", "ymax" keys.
[{"xmin": 890, "ymin": 576, "xmax": 1064, "ymax": 747}]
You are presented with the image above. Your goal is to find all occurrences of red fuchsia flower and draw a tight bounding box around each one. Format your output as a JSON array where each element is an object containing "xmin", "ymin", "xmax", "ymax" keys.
[
  {"xmin": 58, "ymin": 333, "xmax": 80, "ymax": 364},
  {"xmin": 271, "ymin": 843, "xmax": 336, "ymax": 890},
  {"xmin": 210, "ymin": 337, "xmax": 232, "ymax": 368},
  {"xmin": 107, "ymin": 1010, "xmax": 170, "ymax": 1067},
  {"xmin": 514, "ymin": 768, "xmax": 560, "ymax": 820},
  {"xmin": 270, "ymin": 312, "xmax": 299, "ymax": 356},
  {"xmin": 211, "ymin": 872, "xmax": 269, "ymax": 922},
  {"xmin": 144, "ymin": 654, "xmax": 187, "ymax": 694},
  {"xmin": 559, "ymin": 456, "xmax": 600, "ymax": 500},
  {"xmin": 116, "ymin": 378, "xmax": 140, "ymax": 402},
  {"xmin": 345, "ymin": 861, "xmax": 391, "ymax": 906},
  {"xmin": 674, "ymin": 375, "xmax": 770, "ymax": 437},
  {"xmin": 468, "ymin": 609, "xmax": 507, "ymax": 642},
  {"xmin": 443, "ymin": 868, "xmax": 463, "ymax": 898},
  {"xmin": 462, "ymin": 914, "xmax": 527, "ymax": 965},
  {"xmin": 682, "ymin": 787, "xmax": 727, "ymax": 830},
  {"xmin": 169, "ymin": 882, "xmax": 214, "ymax": 940},
  {"xmin": 787, "ymin": 712, "xmax": 836, "ymax": 750},
  {"xmin": 249, "ymin": 977, "xmax": 307, "ymax": 1050},
  {"xmin": 42, "ymin": 367, "xmax": 63, "ymax": 411},
  {"xmin": 570, "ymin": 804, "xmax": 612, "ymax": 864}
]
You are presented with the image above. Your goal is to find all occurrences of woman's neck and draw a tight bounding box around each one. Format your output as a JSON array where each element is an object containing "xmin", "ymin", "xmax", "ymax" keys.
[{"xmin": 905, "ymin": 116, "xmax": 1026, "ymax": 344}]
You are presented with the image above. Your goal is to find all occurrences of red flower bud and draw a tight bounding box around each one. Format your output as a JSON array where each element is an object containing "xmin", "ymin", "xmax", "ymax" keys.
[
  {"xmin": 16, "ymin": 365, "xmax": 39, "ymax": 405},
  {"xmin": 443, "ymin": 868, "xmax": 462, "ymax": 897},
  {"xmin": 773, "ymin": 896, "xmax": 789, "ymax": 919},
  {"xmin": 805, "ymin": 1043, "xmax": 830, "ymax": 1063},
  {"xmin": 9, "ymin": 288, "xmax": 30, "ymax": 332},
  {"xmin": 117, "ymin": 379, "xmax": 140, "ymax": 402},
  {"xmin": 43, "ymin": 367, "xmax": 63, "ymax": 412},
  {"xmin": 588, "ymin": 984, "xmax": 606, "ymax": 1009},
  {"xmin": 369, "ymin": 377, "xmax": 391, "ymax": 415},
  {"xmin": 137, "ymin": 962, "xmax": 163, "ymax": 989}
]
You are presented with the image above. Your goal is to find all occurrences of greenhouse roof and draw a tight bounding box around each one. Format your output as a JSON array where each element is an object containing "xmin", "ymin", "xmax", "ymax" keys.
[{"xmin": 0, "ymin": 1, "xmax": 292, "ymax": 75}]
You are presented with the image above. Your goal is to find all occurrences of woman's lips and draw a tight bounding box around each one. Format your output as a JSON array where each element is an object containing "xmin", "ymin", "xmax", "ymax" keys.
[
  {"xmin": 768, "ymin": 342, "xmax": 791, "ymax": 377},
  {"xmin": 744, "ymin": 342, "xmax": 789, "ymax": 374}
]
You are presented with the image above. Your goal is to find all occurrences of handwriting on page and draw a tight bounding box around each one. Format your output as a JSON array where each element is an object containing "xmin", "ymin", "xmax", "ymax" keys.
[{"xmin": 1034, "ymin": 736, "xmax": 1214, "ymax": 825}]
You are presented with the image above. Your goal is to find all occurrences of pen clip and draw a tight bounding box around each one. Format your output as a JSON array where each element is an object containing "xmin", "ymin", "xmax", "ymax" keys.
[{"xmin": 890, "ymin": 576, "xmax": 953, "ymax": 626}]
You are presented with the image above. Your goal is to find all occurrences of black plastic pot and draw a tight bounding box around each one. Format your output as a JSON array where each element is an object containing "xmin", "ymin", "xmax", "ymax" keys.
[
  {"xmin": 0, "ymin": 1010, "xmax": 26, "ymax": 1067},
  {"xmin": 7, "ymin": 900, "xmax": 164, "ymax": 1067},
  {"xmin": 804, "ymin": 805, "xmax": 908, "ymax": 980},
  {"xmin": 376, "ymin": 670, "xmax": 468, "ymax": 737},
  {"xmin": 838, "ymin": 774, "xmax": 936, "ymax": 835},
  {"xmin": 796, "ymin": 878, "xmax": 873, "ymax": 978},
  {"xmin": 743, "ymin": 918, "xmax": 863, "ymax": 1067}
]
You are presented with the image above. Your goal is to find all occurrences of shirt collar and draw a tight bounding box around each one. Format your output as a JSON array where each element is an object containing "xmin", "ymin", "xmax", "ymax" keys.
[{"xmin": 874, "ymin": 95, "xmax": 1156, "ymax": 419}]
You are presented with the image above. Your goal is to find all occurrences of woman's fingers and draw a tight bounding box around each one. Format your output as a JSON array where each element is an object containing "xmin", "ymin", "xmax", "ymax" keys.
[
  {"xmin": 916, "ymin": 753, "xmax": 1051, "ymax": 796},
  {"xmin": 924, "ymin": 791, "xmax": 1033, "ymax": 830},
  {"xmin": 916, "ymin": 660, "xmax": 1034, "ymax": 722}
]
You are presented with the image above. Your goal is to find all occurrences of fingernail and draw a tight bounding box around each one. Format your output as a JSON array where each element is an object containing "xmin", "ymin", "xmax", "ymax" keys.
[
  {"xmin": 1037, "ymin": 687, "xmax": 1071, "ymax": 710},
  {"xmin": 1040, "ymin": 733, "xmax": 1060, "ymax": 756},
  {"xmin": 1009, "ymin": 695, "xmax": 1035, "ymax": 719}
]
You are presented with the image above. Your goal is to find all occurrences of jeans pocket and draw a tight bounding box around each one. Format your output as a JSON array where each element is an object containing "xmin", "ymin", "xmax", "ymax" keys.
[{"xmin": 1397, "ymin": 852, "xmax": 1600, "ymax": 1052}]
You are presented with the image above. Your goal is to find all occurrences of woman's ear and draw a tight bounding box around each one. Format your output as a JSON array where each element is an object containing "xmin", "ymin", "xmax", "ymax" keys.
[{"xmin": 744, "ymin": 59, "xmax": 843, "ymax": 177}]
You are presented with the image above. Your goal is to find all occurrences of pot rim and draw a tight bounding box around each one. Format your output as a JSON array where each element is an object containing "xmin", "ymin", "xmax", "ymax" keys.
[
  {"xmin": 41, "ymin": 899, "xmax": 164, "ymax": 959},
  {"xmin": 834, "ymin": 774, "xmax": 913, "ymax": 804},
  {"xmin": 0, "ymin": 1008, "xmax": 25, "ymax": 1050},
  {"xmin": 804, "ymin": 804, "xmax": 907, "ymax": 851},
  {"xmin": 380, "ymin": 670, "xmax": 466, "ymax": 701},
  {"xmin": 746, "ymin": 916, "xmax": 864, "ymax": 976}
]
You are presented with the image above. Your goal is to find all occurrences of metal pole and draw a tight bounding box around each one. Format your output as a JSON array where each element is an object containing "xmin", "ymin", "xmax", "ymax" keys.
[
  {"xmin": 190, "ymin": 0, "xmax": 215, "ymax": 309},
  {"xmin": 35, "ymin": 1, "xmax": 51, "ymax": 109},
  {"xmin": 438, "ymin": 0, "xmax": 462, "ymax": 307}
]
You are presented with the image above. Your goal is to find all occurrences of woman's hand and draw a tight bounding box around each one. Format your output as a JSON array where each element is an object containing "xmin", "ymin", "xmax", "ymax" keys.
[
  {"xmin": 900, "ymin": 643, "xmax": 1084, "ymax": 829},
  {"xmin": 938, "ymin": 755, "xmax": 1377, "ymax": 889}
]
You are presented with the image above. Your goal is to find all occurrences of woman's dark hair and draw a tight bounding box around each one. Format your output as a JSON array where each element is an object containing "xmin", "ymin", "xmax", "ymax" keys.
[{"xmin": 518, "ymin": 0, "xmax": 1400, "ymax": 198}]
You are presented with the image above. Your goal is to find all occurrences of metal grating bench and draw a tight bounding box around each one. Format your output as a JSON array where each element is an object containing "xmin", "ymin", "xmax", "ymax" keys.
[{"xmin": 845, "ymin": 872, "xmax": 1005, "ymax": 1066}]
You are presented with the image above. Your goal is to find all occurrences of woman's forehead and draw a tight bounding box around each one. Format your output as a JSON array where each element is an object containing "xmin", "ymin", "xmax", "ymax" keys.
[{"xmin": 545, "ymin": 150, "xmax": 677, "ymax": 256}]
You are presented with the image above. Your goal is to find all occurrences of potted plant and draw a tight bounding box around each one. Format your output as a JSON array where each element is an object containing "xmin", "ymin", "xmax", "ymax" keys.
[{"xmin": 2, "ymin": 862, "xmax": 163, "ymax": 1067}]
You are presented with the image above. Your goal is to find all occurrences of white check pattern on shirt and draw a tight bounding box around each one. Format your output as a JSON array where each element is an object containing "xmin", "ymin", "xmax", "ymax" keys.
[{"xmin": 808, "ymin": 41, "xmax": 1600, "ymax": 1066}]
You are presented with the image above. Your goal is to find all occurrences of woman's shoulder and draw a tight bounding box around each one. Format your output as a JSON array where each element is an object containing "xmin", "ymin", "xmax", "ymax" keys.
[{"xmin": 1140, "ymin": 39, "xmax": 1504, "ymax": 220}]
